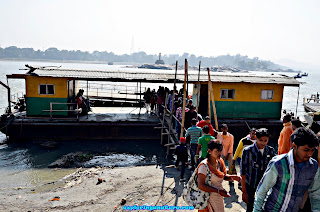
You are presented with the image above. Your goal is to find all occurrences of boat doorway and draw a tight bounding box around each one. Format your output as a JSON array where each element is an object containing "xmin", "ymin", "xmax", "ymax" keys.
[{"xmin": 198, "ymin": 83, "xmax": 209, "ymax": 117}]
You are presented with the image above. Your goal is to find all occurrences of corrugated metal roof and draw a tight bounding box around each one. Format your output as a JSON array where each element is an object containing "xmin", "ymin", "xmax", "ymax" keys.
[{"xmin": 22, "ymin": 66, "xmax": 300, "ymax": 86}]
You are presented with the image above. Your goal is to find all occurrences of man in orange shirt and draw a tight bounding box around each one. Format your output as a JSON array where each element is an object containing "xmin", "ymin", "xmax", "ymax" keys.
[
  {"xmin": 278, "ymin": 114, "xmax": 294, "ymax": 155},
  {"xmin": 217, "ymin": 123, "xmax": 234, "ymax": 170}
]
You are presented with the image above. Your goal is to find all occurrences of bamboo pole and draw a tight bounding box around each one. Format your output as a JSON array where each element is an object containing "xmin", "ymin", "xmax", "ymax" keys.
[
  {"xmin": 168, "ymin": 61, "xmax": 178, "ymax": 144},
  {"xmin": 208, "ymin": 78, "xmax": 211, "ymax": 120},
  {"xmin": 207, "ymin": 68, "xmax": 219, "ymax": 130},
  {"xmin": 161, "ymin": 93, "xmax": 169, "ymax": 145},
  {"xmin": 187, "ymin": 69, "xmax": 189, "ymax": 97},
  {"xmin": 180, "ymin": 59, "xmax": 188, "ymax": 138},
  {"xmin": 196, "ymin": 61, "xmax": 201, "ymax": 112}
]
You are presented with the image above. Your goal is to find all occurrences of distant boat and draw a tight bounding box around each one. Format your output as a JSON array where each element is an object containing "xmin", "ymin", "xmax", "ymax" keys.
[
  {"xmin": 155, "ymin": 53, "xmax": 165, "ymax": 65},
  {"xmin": 108, "ymin": 62, "xmax": 113, "ymax": 65},
  {"xmin": 138, "ymin": 53, "xmax": 173, "ymax": 70},
  {"xmin": 294, "ymin": 73, "xmax": 302, "ymax": 78},
  {"xmin": 138, "ymin": 64, "xmax": 172, "ymax": 70},
  {"xmin": 301, "ymin": 72, "xmax": 308, "ymax": 76}
]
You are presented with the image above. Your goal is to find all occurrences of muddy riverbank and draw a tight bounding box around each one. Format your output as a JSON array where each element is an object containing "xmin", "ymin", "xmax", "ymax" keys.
[{"xmin": 0, "ymin": 165, "xmax": 246, "ymax": 211}]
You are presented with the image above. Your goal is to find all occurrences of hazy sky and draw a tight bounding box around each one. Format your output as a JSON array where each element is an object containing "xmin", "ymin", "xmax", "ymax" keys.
[{"xmin": 0, "ymin": 0, "xmax": 319, "ymax": 68}]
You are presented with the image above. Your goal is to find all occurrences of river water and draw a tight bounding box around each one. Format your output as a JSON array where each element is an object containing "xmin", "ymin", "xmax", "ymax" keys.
[{"xmin": 0, "ymin": 60, "xmax": 319, "ymax": 191}]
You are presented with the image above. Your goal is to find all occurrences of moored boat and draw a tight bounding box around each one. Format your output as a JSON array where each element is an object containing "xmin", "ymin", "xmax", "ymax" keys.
[
  {"xmin": 303, "ymin": 93, "xmax": 320, "ymax": 113},
  {"xmin": 0, "ymin": 65, "xmax": 300, "ymax": 142}
]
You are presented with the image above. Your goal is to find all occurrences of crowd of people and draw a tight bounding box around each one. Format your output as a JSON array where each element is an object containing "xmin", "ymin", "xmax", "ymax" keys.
[
  {"xmin": 157, "ymin": 87, "xmax": 320, "ymax": 212},
  {"xmin": 72, "ymin": 86, "xmax": 320, "ymax": 211},
  {"xmin": 179, "ymin": 117, "xmax": 320, "ymax": 211}
]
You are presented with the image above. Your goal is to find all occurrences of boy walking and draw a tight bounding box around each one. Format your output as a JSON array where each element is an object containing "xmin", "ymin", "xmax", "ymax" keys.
[
  {"xmin": 185, "ymin": 118, "xmax": 202, "ymax": 170},
  {"xmin": 254, "ymin": 127, "xmax": 319, "ymax": 212},
  {"xmin": 196, "ymin": 125, "xmax": 215, "ymax": 163},
  {"xmin": 240, "ymin": 128, "xmax": 276, "ymax": 212},
  {"xmin": 174, "ymin": 137, "xmax": 188, "ymax": 181}
]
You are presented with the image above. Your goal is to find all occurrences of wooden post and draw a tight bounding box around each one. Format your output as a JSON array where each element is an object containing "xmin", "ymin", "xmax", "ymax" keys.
[
  {"xmin": 208, "ymin": 77, "xmax": 211, "ymax": 120},
  {"xmin": 86, "ymin": 80, "xmax": 89, "ymax": 119},
  {"xmin": 161, "ymin": 93, "xmax": 169, "ymax": 145},
  {"xmin": 7, "ymin": 87, "xmax": 11, "ymax": 114},
  {"xmin": 168, "ymin": 61, "xmax": 178, "ymax": 143},
  {"xmin": 196, "ymin": 61, "xmax": 201, "ymax": 112},
  {"xmin": 180, "ymin": 59, "xmax": 188, "ymax": 138},
  {"xmin": 0, "ymin": 80, "xmax": 12, "ymax": 114},
  {"xmin": 207, "ymin": 68, "xmax": 219, "ymax": 130},
  {"xmin": 187, "ymin": 69, "xmax": 189, "ymax": 97},
  {"xmin": 139, "ymin": 82, "xmax": 142, "ymax": 115},
  {"xmin": 73, "ymin": 80, "xmax": 75, "ymax": 96},
  {"xmin": 295, "ymin": 85, "xmax": 300, "ymax": 117},
  {"xmin": 50, "ymin": 102, "xmax": 53, "ymax": 120},
  {"xmin": 86, "ymin": 81, "xmax": 88, "ymax": 97},
  {"xmin": 76, "ymin": 103, "xmax": 79, "ymax": 121}
]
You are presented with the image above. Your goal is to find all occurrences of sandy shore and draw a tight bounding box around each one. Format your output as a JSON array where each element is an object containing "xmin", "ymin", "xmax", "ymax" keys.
[{"xmin": 0, "ymin": 165, "xmax": 246, "ymax": 212}]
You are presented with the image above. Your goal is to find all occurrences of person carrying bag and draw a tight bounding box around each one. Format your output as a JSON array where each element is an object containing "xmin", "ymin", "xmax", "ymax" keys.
[
  {"xmin": 183, "ymin": 141, "xmax": 241, "ymax": 212},
  {"xmin": 182, "ymin": 160, "xmax": 211, "ymax": 209}
]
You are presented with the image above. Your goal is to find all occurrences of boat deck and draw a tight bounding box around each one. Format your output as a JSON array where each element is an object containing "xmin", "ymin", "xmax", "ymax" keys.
[
  {"xmin": 11, "ymin": 107, "xmax": 159, "ymax": 123},
  {"xmin": 2, "ymin": 106, "xmax": 284, "ymax": 145},
  {"xmin": 2, "ymin": 107, "xmax": 161, "ymax": 141},
  {"xmin": 79, "ymin": 107, "xmax": 159, "ymax": 123},
  {"xmin": 304, "ymin": 103, "xmax": 320, "ymax": 113}
]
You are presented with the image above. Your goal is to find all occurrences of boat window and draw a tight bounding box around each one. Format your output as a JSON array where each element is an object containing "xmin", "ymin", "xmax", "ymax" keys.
[
  {"xmin": 39, "ymin": 84, "xmax": 55, "ymax": 95},
  {"xmin": 39, "ymin": 85, "xmax": 46, "ymax": 94},
  {"xmin": 261, "ymin": 90, "xmax": 273, "ymax": 100},
  {"xmin": 220, "ymin": 89, "xmax": 235, "ymax": 99},
  {"xmin": 47, "ymin": 85, "xmax": 54, "ymax": 94}
]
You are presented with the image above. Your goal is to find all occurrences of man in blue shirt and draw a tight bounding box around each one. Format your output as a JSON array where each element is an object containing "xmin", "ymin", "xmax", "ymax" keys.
[
  {"xmin": 185, "ymin": 118, "xmax": 202, "ymax": 170},
  {"xmin": 254, "ymin": 127, "xmax": 319, "ymax": 212},
  {"xmin": 241, "ymin": 128, "xmax": 276, "ymax": 212}
]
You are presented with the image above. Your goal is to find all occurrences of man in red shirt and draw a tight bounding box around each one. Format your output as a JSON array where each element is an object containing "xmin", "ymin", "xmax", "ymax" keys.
[{"xmin": 196, "ymin": 116, "xmax": 217, "ymax": 137}]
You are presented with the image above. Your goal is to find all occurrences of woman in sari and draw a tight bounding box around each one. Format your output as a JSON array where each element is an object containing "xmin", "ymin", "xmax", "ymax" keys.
[{"xmin": 197, "ymin": 141, "xmax": 241, "ymax": 212}]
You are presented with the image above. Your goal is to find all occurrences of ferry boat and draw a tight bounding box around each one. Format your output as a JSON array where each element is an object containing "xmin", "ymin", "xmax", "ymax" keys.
[
  {"xmin": 191, "ymin": 72, "xmax": 300, "ymax": 119},
  {"xmin": 0, "ymin": 65, "xmax": 300, "ymax": 142}
]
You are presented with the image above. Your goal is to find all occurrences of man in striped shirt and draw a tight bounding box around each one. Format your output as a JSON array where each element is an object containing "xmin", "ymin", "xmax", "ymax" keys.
[
  {"xmin": 185, "ymin": 118, "xmax": 202, "ymax": 170},
  {"xmin": 253, "ymin": 127, "xmax": 319, "ymax": 212}
]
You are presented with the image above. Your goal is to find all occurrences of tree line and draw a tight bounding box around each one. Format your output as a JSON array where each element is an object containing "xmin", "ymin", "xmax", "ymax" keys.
[{"xmin": 0, "ymin": 46, "xmax": 286, "ymax": 71}]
